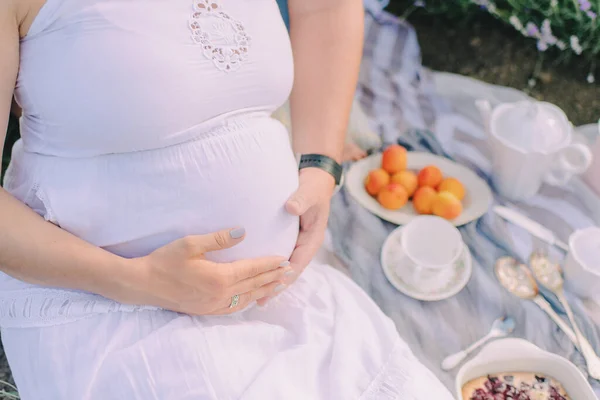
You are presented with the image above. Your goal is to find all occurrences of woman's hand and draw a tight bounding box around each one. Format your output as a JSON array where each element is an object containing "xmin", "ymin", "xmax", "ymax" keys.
[
  {"xmin": 117, "ymin": 228, "xmax": 293, "ymax": 315},
  {"xmin": 257, "ymin": 168, "xmax": 335, "ymax": 306}
]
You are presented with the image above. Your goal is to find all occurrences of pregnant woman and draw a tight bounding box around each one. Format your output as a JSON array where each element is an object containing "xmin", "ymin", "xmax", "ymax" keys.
[{"xmin": 0, "ymin": 0, "xmax": 453, "ymax": 398}]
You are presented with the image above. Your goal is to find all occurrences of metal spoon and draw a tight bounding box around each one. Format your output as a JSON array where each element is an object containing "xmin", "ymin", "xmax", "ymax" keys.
[
  {"xmin": 529, "ymin": 251, "xmax": 600, "ymax": 379},
  {"xmin": 441, "ymin": 316, "xmax": 515, "ymax": 371},
  {"xmin": 495, "ymin": 256, "xmax": 600, "ymax": 380}
]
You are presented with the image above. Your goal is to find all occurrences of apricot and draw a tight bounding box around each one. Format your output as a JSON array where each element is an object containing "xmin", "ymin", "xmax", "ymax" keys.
[
  {"xmin": 364, "ymin": 168, "xmax": 390, "ymax": 196},
  {"xmin": 417, "ymin": 165, "xmax": 443, "ymax": 188},
  {"xmin": 412, "ymin": 186, "xmax": 437, "ymax": 215},
  {"xmin": 391, "ymin": 170, "xmax": 418, "ymax": 197},
  {"xmin": 432, "ymin": 191, "xmax": 463, "ymax": 220},
  {"xmin": 381, "ymin": 144, "xmax": 408, "ymax": 174},
  {"xmin": 438, "ymin": 177, "xmax": 466, "ymax": 201},
  {"xmin": 377, "ymin": 183, "xmax": 408, "ymax": 210}
]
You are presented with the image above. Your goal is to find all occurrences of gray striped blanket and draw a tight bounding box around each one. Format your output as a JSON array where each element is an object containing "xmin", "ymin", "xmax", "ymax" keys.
[{"xmin": 329, "ymin": 5, "xmax": 600, "ymax": 396}]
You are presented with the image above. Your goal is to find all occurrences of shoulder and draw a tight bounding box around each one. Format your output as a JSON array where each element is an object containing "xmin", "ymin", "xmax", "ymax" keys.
[{"xmin": 0, "ymin": 0, "xmax": 18, "ymax": 34}]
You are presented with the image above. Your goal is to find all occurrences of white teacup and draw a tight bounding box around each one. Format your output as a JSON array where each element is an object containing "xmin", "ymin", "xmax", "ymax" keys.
[
  {"xmin": 396, "ymin": 216, "xmax": 464, "ymax": 293},
  {"xmin": 563, "ymin": 227, "xmax": 600, "ymax": 299}
]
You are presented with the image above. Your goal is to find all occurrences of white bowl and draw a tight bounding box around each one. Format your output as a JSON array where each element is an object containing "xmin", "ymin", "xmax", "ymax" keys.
[{"xmin": 455, "ymin": 338, "xmax": 596, "ymax": 399}]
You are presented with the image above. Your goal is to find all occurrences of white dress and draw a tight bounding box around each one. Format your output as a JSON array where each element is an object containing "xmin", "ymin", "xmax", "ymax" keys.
[{"xmin": 1, "ymin": 0, "xmax": 454, "ymax": 398}]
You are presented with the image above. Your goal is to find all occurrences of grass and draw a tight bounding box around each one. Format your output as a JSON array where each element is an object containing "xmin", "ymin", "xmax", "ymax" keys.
[
  {"xmin": 0, "ymin": 380, "xmax": 18, "ymax": 399},
  {"xmin": 385, "ymin": 4, "xmax": 599, "ymax": 125}
]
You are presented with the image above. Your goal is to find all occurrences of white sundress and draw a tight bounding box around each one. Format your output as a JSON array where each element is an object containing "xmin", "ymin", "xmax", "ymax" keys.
[{"xmin": 1, "ymin": 0, "xmax": 454, "ymax": 398}]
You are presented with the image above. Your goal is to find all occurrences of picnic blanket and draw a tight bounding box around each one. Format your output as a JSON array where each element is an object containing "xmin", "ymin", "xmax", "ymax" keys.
[{"xmin": 329, "ymin": 5, "xmax": 600, "ymax": 396}]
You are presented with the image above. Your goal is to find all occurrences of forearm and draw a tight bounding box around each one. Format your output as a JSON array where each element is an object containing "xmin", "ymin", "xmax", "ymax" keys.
[
  {"xmin": 1, "ymin": 8, "xmax": 131, "ymax": 301},
  {"xmin": 0, "ymin": 188, "xmax": 133, "ymax": 299},
  {"xmin": 288, "ymin": 0, "xmax": 364, "ymax": 163}
]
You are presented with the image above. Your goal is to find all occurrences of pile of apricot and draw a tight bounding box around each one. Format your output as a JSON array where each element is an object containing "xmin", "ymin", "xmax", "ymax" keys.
[{"xmin": 363, "ymin": 144, "xmax": 467, "ymax": 220}]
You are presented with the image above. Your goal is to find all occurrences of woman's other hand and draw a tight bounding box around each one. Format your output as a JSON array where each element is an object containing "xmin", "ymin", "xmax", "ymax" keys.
[
  {"xmin": 257, "ymin": 167, "xmax": 335, "ymax": 306},
  {"xmin": 117, "ymin": 228, "xmax": 292, "ymax": 315}
]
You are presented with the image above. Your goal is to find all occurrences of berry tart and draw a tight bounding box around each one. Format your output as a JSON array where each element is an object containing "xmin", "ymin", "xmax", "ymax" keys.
[{"xmin": 462, "ymin": 372, "xmax": 570, "ymax": 400}]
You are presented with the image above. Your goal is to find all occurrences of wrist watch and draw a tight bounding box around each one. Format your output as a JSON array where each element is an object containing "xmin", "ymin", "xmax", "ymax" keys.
[{"xmin": 296, "ymin": 153, "xmax": 344, "ymax": 193}]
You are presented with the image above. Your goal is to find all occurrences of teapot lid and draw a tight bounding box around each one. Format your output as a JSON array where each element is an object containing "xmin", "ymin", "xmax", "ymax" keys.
[{"xmin": 494, "ymin": 101, "xmax": 570, "ymax": 152}]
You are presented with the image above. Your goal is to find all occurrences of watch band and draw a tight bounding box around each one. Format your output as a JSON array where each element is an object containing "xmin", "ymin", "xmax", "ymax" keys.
[{"xmin": 297, "ymin": 154, "xmax": 343, "ymax": 186}]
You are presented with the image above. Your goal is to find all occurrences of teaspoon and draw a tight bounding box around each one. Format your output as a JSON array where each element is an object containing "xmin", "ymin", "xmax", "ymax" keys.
[
  {"xmin": 441, "ymin": 316, "xmax": 515, "ymax": 370},
  {"xmin": 495, "ymin": 256, "xmax": 600, "ymax": 381},
  {"xmin": 529, "ymin": 251, "xmax": 600, "ymax": 379}
]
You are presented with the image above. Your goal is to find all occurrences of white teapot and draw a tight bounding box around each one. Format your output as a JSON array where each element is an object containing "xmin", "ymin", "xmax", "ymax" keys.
[{"xmin": 475, "ymin": 99, "xmax": 593, "ymax": 200}]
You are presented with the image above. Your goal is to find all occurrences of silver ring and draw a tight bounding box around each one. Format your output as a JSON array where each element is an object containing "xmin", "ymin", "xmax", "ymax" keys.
[{"xmin": 229, "ymin": 294, "xmax": 240, "ymax": 309}]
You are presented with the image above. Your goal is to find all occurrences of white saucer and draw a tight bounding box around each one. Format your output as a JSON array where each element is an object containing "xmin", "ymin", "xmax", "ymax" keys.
[
  {"xmin": 380, "ymin": 226, "xmax": 473, "ymax": 301},
  {"xmin": 345, "ymin": 152, "xmax": 493, "ymax": 226}
]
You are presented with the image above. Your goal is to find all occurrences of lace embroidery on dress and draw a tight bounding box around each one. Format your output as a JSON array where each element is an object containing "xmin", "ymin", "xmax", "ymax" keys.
[{"xmin": 188, "ymin": 0, "xmax": 252, "ymax": 72}]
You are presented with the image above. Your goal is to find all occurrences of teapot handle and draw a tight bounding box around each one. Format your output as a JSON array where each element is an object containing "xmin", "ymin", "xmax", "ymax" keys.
[{"xmin": 544, "ymin": 143, "xmax": 593, "ymax": 186}]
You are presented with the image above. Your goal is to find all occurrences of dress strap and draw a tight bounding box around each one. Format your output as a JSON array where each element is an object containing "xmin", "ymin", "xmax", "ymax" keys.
[{"xmin": 24, "ymin": 0, "xmax": 69, "ymax": 40}]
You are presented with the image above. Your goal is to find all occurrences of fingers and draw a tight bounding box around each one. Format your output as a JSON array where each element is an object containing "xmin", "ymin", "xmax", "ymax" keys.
[
  {"xmin": 286, "ymin": 168, "xmax": 335, "ymax": 216},
  {"xmin": 254, "ymin": 228, "xmax": 324, "ymax": 308},
  {"xmin": 285, "ymin": 190, "xmax": 311, "ymax": 216},
  {"xmin": 342, "ymin": 142, "xmax": 367, "ymax": 162},
  {"xmin": 176, "ymin": 227, "xmax": 246, "ymax": 256},
  {"xmin": 286, "ymin": 178, "xmax": 318, "ymax": 216},
  {"xmin": 222, "ymin": 256, "xmax": 290, "ymax": 285},
  {"xmin": 289, "ymin": 228, "xmax": 325, "ymax": 272},
  {"xmin": 228, "ymin": 263, "xmax": 293, "ymax": 295},
  {"xmin": 352, "ymin": 149, "xmax": 367, "ymax": 161},
  {"xmin": 208, "ymin": 281, "xmax": 287, "ymax": 315}
]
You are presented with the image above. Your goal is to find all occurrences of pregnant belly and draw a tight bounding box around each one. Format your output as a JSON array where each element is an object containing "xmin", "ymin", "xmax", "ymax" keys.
[{"xmin": 24, "ymin": 118, "xmax": 300, "ymax": 261}]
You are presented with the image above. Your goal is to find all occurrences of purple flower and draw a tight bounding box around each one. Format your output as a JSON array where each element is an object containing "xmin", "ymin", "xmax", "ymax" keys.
[
  {"xmin": 414, "ymin": 0, "xmax": 425, "ymax": 7},
  {"xmin": 537, "ymin": 40, "xmax": 549, "ymax": 51},
  {"xmin": 526, "ymin": 22, "xmax": 540, "ymax": 37},
  {"xmin": 472, "ymin": 0, "xmax": 492, "ymax": 10},
  {"xmin": 540, "ymin": 19, "xmax": 557, "ymax": 44},
  {"xmin": 579, "ymin": 0, "xmax": 592, "ymax": 11},
  {"xmin": 587, "ymin": 10, "xmax": 597, "ymax": 19}
]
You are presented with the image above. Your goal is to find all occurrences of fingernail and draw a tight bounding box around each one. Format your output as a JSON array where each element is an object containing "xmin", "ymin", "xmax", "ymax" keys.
[
  {"xmin": 284, "ymin": 269, "xmax": 295, "ymax": 277},
  {"xmin": 229, "ymin": 228, "xmax": 245, "ymax": 239},
  {"xmin": 288, "ymin": 200, "xmax": 300, "ymax": 208},
  {"xmin": 287, "ymin": 200, "xmax": 301, "ymax": 213},
  {"xmin": 279, "ymin": 261, "xmax": 290, "ymax": 268},
  {"xmin": 258, "ymin": 298, "xmax": 271, "ymax": 307},
  {"xmin": 257, "ymin": 299, "xmax": 267, "ymax": 307},
  {"xmin": 274, "ymin": 284, "xmax": 286, "ymax": 293}
]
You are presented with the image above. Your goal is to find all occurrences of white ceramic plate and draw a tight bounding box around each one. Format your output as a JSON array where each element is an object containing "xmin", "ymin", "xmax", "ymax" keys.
[
  {"xmin": 380, "ymin": 226, "xmax": 472, "ymax": 301},
  {"xmin": 455, "ymin": 338, "xmax": 596, "ymax": 399},
  {"xmin": 345, "ymin": 152, "xmax": 493, "ymax": 226}
]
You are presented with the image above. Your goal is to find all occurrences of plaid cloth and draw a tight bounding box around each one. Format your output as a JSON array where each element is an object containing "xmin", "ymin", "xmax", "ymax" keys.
[{"xmin": 329, "ymin": 7, "xmax": 600, "ymax": 396}]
